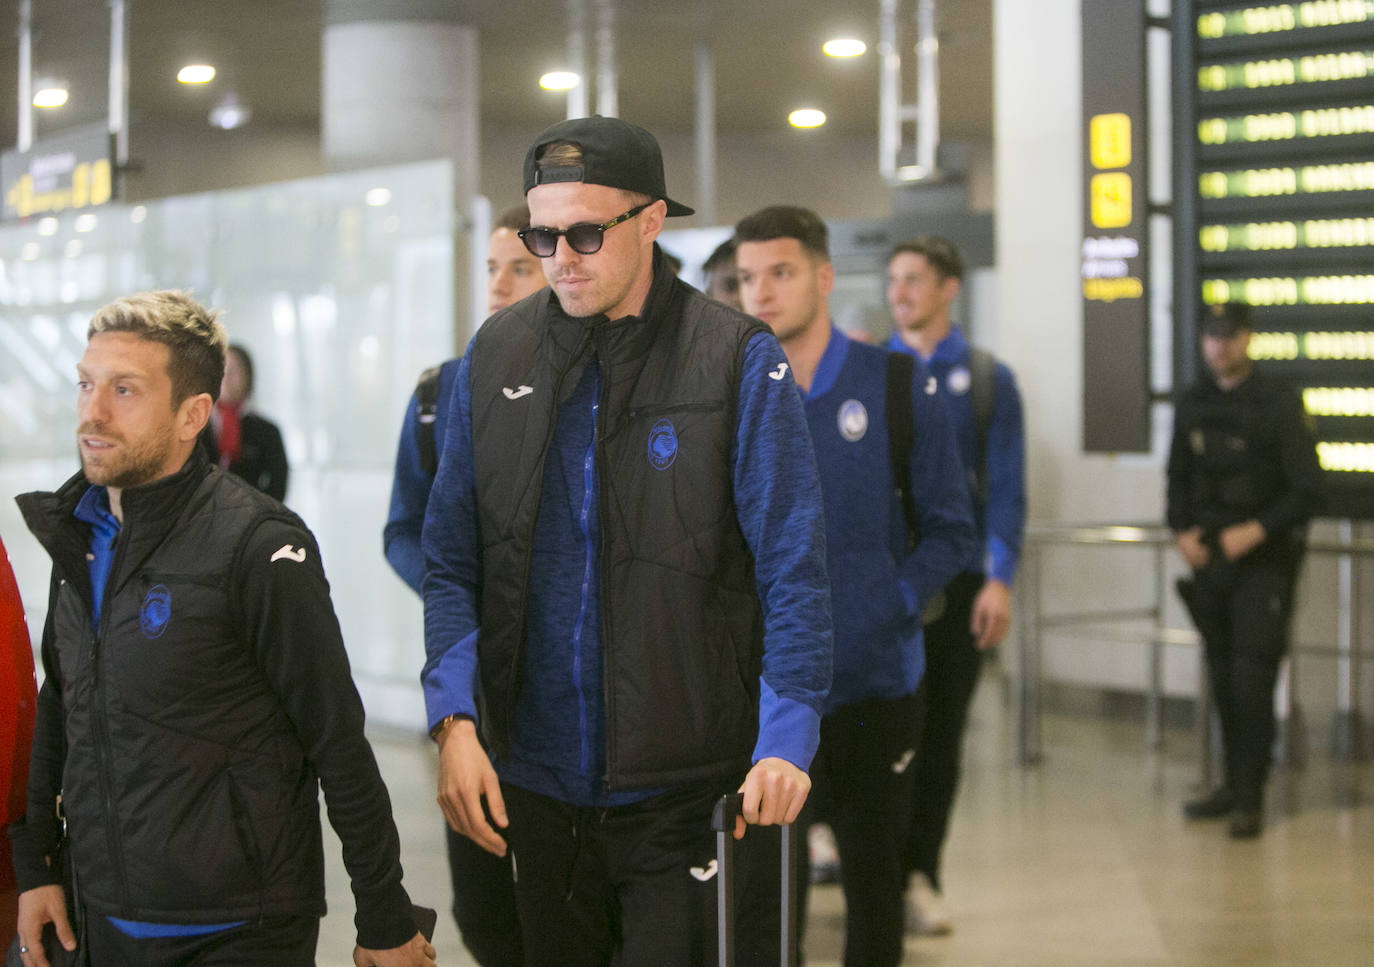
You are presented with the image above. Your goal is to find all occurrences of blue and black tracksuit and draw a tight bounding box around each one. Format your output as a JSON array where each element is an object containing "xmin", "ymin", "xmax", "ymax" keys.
[
  {"xmin": 801, "ymin": 329, "xmax": 975, "ymax": 967},
  {"xmin": 887, "ymin": 325, "xmax": 1027, "ymax": 891}
]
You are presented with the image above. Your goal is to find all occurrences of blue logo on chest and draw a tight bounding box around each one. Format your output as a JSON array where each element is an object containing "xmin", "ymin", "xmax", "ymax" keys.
[
  {"xmin": 648, "ymin": 418, "xmax": 678, "ymax": 470},
  {"xmin": 140, "ymin": 584, "xmax": 171, "ymax": 639}
]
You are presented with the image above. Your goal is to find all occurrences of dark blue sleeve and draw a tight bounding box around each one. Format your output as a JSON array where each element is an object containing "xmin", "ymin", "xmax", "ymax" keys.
[
  {"xmin": 731, "ymin": 331, "xmax": 832, "ymax": 772},
  {"xmin": 898, "ymin": 365, "xmax": 978, "ymax": 608},
  {"xmin": 420, "ymin": 349, "xmax": 482, "ymax": 731},
  {"xmin": 382, "ymin": 389, "xmax": 428, "ymax": 595},
  {"xmin": 984, "ymin": 363, "xmax": 1027, "ymax": 584}
]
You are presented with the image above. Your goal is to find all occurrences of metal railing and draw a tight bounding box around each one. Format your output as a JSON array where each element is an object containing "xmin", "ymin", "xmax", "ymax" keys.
[{"xmin": 1014, "ymin": 522, "xmax": 1373, "ymax": 782}]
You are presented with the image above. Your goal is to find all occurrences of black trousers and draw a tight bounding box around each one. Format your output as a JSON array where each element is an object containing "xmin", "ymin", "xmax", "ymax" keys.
[
  {"xmin": 85, "ymin": 914, "xmax": 318, "ymax": 966},
  {"xmin": 903, "ymin": 572, "xmax": 986, "ymax": 891},
  {"xmin": 445, "ymin": 823, "xmax": 523, "ymax": 966},
  {"xmin": 500, "ymin": 779, "xmax": 783, "ymax": 967},
  {"xmin": 1183, "ymin": 550, "xmax": 1299, "ymax": 811},
  {"xmin": 803, "ymin": 691, "xmax": 922, "ymax": 967}
]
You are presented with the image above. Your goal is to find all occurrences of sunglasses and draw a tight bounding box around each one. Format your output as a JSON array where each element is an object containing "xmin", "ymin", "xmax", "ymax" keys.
[{"xmin": 518, "ymin": 202, "xmax": 651, "ymax": 257}]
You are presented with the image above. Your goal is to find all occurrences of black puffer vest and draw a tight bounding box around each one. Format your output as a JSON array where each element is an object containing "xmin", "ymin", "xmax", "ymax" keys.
[
  {"xmin": 469, "ymin": 256, "xmax": 770, "ymax": 788},
  {"xmin": 18, "ymin": 452, "xmax": 326, "ymax": 923}
]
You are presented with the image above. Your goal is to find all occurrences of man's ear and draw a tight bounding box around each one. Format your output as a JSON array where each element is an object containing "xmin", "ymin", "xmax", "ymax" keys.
[
  {"xmin": 178, "ymin": 392, "xmax": 214, "ymax": 442},
  {"xmin": 942, "ymin": 275, "xmax": 962, "ymax": 304},
  {"xmin": 641, "ymin": 199, "xmax": 667, "ymax": 244},
  {"xmin": 817, "ymin": 259, "xmax": 836, "ymax": 298}
]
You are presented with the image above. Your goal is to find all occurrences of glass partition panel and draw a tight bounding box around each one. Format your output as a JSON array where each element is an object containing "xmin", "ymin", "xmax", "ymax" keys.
[{"xmin": 0, "ymin": 160, "xmax": 456, "ymax": 728}]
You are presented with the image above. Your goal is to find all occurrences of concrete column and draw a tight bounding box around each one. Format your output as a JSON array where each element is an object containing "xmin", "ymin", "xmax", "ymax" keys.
[{"xmin": 321, "ymin": 0, "xmax": 479, "ymax": 203}]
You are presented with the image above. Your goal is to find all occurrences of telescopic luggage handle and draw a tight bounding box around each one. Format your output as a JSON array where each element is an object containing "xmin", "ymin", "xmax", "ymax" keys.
[{"xmin": 710, "ymin": 792, "xmax": 798, "ymax": 967}]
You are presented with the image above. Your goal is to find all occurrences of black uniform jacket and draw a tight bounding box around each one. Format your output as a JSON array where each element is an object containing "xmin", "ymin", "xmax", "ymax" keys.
[
  {"xmin": 1166, "ymin": 369, "xmax": 1324, "ymax": 559},
  {"xmin": 12, "ymin": 450, "xmax": 415, "ymax": 949}
]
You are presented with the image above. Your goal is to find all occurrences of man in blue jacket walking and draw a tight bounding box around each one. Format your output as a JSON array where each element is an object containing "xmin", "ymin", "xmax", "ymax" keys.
[
  {"xmin": 886, "ymin": 236, "xmax": 1026, "ymax": 934},
  {"xmin": 421, "ymin": 117, "xmax": 832, "ymax": 965},
  {"xmin": 736, "ymin": 207, "xmax": 975, "ymax": 967}
]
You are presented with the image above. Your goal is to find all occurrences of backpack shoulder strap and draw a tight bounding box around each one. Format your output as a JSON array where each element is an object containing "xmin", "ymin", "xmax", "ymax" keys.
[
  {"xmin": 886, "ymin": 352, "xmax": 920, "ymax": 551},
  {"xmin": 415, "ymin": 364, "xmax": 443, "ymax": 478},
  {"xmin": 968, "ymin": 347, "xmax": 997, "ymax": 504}
]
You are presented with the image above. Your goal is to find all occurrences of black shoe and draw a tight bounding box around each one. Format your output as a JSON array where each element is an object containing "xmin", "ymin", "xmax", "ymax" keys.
[
  {"xmin": 1228, "ymin": 809, "xmax": 1262, "ymax": 839},
  {"xmin": 1183, "ymin": 787, "xmax": 1235, "ymax": 819}
]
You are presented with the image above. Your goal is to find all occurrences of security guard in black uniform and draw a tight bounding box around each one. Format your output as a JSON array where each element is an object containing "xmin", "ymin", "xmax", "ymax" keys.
[{"xmin": 1166, "ymin": 302, "xmax": 1323, "ymax": 838}]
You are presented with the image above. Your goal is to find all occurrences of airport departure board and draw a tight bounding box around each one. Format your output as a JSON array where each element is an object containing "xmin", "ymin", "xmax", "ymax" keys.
[{"xmin": 1185, "ymin": 0, "xmax": 1374, "ymax": 519}]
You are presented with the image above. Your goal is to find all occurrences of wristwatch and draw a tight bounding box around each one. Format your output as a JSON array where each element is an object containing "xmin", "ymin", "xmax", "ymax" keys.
[{"xmin": 429, "ymin": 712, "xmax": 470, "ymax": 742}]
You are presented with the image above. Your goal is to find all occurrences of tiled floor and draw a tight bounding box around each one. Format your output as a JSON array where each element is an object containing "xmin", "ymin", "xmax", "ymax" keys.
[{"xmin": 318, "ymin": 670, "xmax": 1374, "ymax": 966}]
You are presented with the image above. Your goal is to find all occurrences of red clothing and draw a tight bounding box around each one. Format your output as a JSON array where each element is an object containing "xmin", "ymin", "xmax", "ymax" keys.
[{"xmin": 1, "ymin": 534, "xmax": 38, "ymax": 916}]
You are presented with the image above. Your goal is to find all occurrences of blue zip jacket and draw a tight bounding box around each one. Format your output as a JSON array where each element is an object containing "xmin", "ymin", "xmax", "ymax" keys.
[
  {"xmin": 887, "ymin": 327, "xmax": 1026, "ymax": 584},
  {"xmin": 804, "ymin": 330, "xmax": 975, "ymax": 712},
  {"xmin": 422, "ymin": 324, "xmax": 831, "ymax": 806},
  {"xmin": 383, "ymin": 359, "xmax": 460, "ymax": 594}
]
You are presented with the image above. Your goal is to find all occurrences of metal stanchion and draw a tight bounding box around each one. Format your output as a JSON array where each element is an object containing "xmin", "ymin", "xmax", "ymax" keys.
[
  {"xmin": 1146, "ymin": 542, "xmax": 1166, "ymax": 749},
  {"xmin": 1016, "ymin": 542, "xmax": 1042, "ymax": 765}
]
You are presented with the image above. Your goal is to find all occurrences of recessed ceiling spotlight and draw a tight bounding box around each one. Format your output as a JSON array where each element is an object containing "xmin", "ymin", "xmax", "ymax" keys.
[
  {"xmin": 365, "ymin": 188, "xmax": 392, "ymax": 207},
  {"xmin": 209, "ymin": 93, "xmax": 251, "ymax": 130},
  {"xmin": 75, "ymin": 214, "xmax": 98, "ymax": 233},
  {"xmin": 37, "ymin": 217, "xmax": 59, "ymax": 236},
  {"xmin": 540, "ymin": 71, "xmax": 581, "ymax": 92},
  {"xmin": 33, "ymin": 81, "xmax": 69, "ymax": 108},
  {"xmin": 178, "ymin": 64, "xmax": 216, "ymax": 84},
  {"xmin": 789, "ymin": 108, "xmax": 827, "ymax": 129},
  {"xmin": 823, "ymin": 38, "xmax": 867, "ymax": 58}
]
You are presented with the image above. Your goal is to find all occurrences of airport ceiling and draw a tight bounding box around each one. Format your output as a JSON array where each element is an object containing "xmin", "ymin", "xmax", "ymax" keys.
[{"xmin": 1, "ymin": 0, "xmax": 992, "ymax": 153}]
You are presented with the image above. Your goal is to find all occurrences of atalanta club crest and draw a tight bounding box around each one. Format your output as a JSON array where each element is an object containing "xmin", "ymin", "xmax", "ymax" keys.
[
  {"xmin": 140, "ymin": 584, "xmax": 171, "ymax": 639},
  {"xmin": 838, "ymin": 400, "xmax": 868, "ymax": 442},
  {"xmin": 648, "ymin": 418, "xmax": 678, "ymax": 470}
]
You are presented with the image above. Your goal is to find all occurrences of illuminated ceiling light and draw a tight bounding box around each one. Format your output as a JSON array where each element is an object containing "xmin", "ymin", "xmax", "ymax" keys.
[
  {"xmin": 540, "ymin": 71, "xmax": 581, "ymax": 92},
  {"xmin": 130, "ymin": 205, "xmax": 148, "ymax": 224},
  {"xmin": 74, "ymin": 214, "xmax": 98, "ymax": 233},
  {"xmin": 209, "ymin": 93, "xmax": 251, "ymax": 130},
  {"xmin": 21, "ymin": 242, "xmax": 41, "ymax": 261},
  {"xmin": 177, "ymin": 64, "xmax": 216, "ymax": 84},
  {"xmin": 823, "ymin": 38, "xmax": 867, "ymax": 58},
  {"xmin": 789, "ymin": 108, "xmax": 827, "ymax": 128},
  {"xmin": 37, "ymin": 217, "xmax": 59, "ymax": 236},
  {"xmin": 365, "ymin": 187, "xmax": 392, "ymax": 207},
  {"xmin": 33, "ymin": 81, "xmax": 68, "ymax": 108}
]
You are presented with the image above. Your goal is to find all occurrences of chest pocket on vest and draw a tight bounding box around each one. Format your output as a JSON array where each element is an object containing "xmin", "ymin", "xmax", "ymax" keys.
[
  {"xmin": 607, "ymin": 402, "xmax": 732, "ymax": 563},
  {"xmin": 112, "ymin": 571, "xmax": 238, "ymax": 716}
]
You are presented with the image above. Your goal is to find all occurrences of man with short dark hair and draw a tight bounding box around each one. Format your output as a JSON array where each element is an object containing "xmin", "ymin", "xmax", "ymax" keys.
[
  {"xmin": 736, "ymin": 205, "xmax": 974, "ymax": 967},
  {"xmin": 13, "ymin": 291, "xmax": 434, "ymax": 967},
  {"xmin": 1168, "ymin": 302, "xmax": 1323, "ymax": 838},
  {"xmin": 383, "ymin": 204, "xmax": 544, "ymax": 965},
  {"xmin": 886, "ymin": 235, "xmax": 1026, "ymax": 934},
  {"xmin": 422, "ymin": 119, "xmax": 832, "ymax": 964},
  {"xmin": 703, "ymin": 236, "xmax": 742, "ymax": 310}
]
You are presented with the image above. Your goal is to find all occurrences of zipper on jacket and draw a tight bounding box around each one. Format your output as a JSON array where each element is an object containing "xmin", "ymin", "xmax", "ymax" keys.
[
  {"xmin": 594, "ymin": 351, "xmax": 618, "ymax": 792},
  {"xmin": 90, "ymin": 532, "xmax": 136, "ymax": 916},
  {"xmin": 507, "ymin": 328, "xmax": 592, "ymax": 749},
  {"xmin": 571, "ymin": 390, "xmax": 599, "ymax": 778}
]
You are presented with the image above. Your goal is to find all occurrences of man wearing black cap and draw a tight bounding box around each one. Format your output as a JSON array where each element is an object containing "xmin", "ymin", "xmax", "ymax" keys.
[
  {"xmin": 1167, "ymin": 302, "xmax": 1323, "ymax": 838},
  {"xmin": 420, "ymin": 116, "xmax": 832, "ymax": 962}
]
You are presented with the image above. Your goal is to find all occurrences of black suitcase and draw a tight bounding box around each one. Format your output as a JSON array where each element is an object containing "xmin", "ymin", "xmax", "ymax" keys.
[{"xmin": 710, "ymin": 793, "xmax": 799, "ymax": 967}]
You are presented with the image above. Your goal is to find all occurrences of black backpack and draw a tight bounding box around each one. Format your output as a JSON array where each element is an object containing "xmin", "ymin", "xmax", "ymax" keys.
[
  {"xmin": 415, "ymin": 364, "xmax": 444, "ymax": 478},
  {"xmin": 886, "ymin": 347, "xmax": 995, "ymax": 624}
]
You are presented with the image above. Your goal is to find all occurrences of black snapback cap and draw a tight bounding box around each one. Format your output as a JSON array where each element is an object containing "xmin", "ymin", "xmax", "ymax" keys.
[
  {"xmin": 1200, "ymin": 302, "xmax": 1252, "ymax": 337},
  {"xmin": 523, "ymin": 115, "xmax": 695, "ymax": 217}
]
